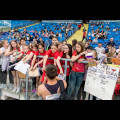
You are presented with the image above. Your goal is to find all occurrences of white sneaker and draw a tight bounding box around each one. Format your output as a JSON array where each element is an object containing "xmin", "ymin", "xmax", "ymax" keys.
[
  {"xmin": 0, "ymin": 84, "xmax": 4, "ymax": 89},
  {"xmin": 3, "ymin": 84, "xmax": 7, "ymax": 89},
  {"xmin": 9, "ymin": 84, "xmax": 13, "ymax": 90},
  {"xmin": 16, "ymin": 87, "xmax": 20, "ymax": 93},
  {"xmin": 12, "ymin": 87, "xmax": 17, "ymax": 92}
]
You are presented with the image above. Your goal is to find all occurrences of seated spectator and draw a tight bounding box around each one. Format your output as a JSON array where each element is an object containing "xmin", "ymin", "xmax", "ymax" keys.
[
  {"xmin": 37, "ymin": 64, "xmax": 67, "ymax": 100},
  {"xmin": 107, "ymin": 38, "xmax": 115, "ymax": 47},
  {"xmin": 105, "ymin": 44, "xmax": 112, "ymax": 53},
  {"xmin": 87, "ymin": 37, "xmax": 92, "ymax": 43},
  {"xmin": 116, "ymin": 45, "xmax": 120, "ymax": 54},
  {"xmin": 94, "ymin": 43, "xmax": 105, "ymax": 54},
  {"xmin": 111, "ymin": 51, "xmax": 120, "ymax": 65},
  {"xmin": 113, "ymin": 27, "xmax": 116, "ymax": 32},
  {"xmin": 92, "ymin": 37, "xmax": 98, "ymax": 43},
  {"xmin": 88, "ymin": 32, "xmax": 92, "ymax": 36}
]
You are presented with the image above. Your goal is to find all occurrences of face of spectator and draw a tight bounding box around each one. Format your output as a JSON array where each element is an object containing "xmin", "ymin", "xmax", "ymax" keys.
[
  {"xmin": 32, "ymin": 47, "xmax": 38, "ymax": 52},
  {"xmin": 58, "ymin": 43, "xmax": 62, "ymax": 52},
  {"xmin": 38, "ymin": 45, "xmax": 44, "ymax": 53},
  {"xmin": 51, "ymin": 45, "xmax": 58, "ymax": 53},
  {"xmin": 76, "ymin": 44, "xmax": 82, "ymax": 53},
  {"xmin": 52, "ymin": 38, "xmax": 58, "ymax": 44},
  {"xmin": 3, "ymin": 41, "xmax": 9, "ymax": 48},
  {"xmin": 63, "ymin": 45, "xmax": 69, "ymax": 54},
  {"xmin": 98, "ymin": 43, "xmax": 102, "ymax": 48},
  {"xmin": 23, "ymin": 46, "xmax": 29, "ymax": 53},
  {"xmin": 86, "ymin": 49, "xmax": 92, "ymax": 53},
  {"xmin": 110, "ymin": 38, "xmax": 114, "ymax": 42},
  {"xmin": 11, "ymin": 41, "xmax": 17, "ymax": 49},
  {"xmin": 118, "ymin": 52, "xmax": 120, "ymax": 58},
  {"xmin": 21, "ymin": 40, "xmax": 26, "ymax": 46},
  {"xmin": 85, "ymin": 43, "xmax": 89, "ymax": 48}
]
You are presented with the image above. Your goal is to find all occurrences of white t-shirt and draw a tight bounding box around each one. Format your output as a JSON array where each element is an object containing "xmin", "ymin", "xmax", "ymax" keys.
[
  {"xmin": 95, "ymin": 47, "xmax": 105, "ymax": 54},
  {"xmin": 116, "ymin": 49, "xmax": 120, "ymax": 53},
  {"xmin": 92, "ymin": 39, "xmax": 98, "ymax": 43}
]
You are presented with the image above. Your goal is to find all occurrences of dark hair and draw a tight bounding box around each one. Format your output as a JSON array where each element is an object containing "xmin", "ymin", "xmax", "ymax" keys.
[
  {"xmin": 72, "ymin": 39, "xmax": 77, "ymax": 48},
  {"xmin": 63, "ymin": 44, "xmax": 72, "ymax": 58},
  {"xmin": 38, "ymin": 43, "xmax": 45, "ymax": 48},
  {"xmin": 46, "ymin": 64, "xmax": 57, "ymax": 80},
  {"xmin": 51, "ymin": 42, "xmax": 58, "ymax": 48},
  {"xmin": 0, "ymin": 41, "xmax": 2, "ymax": 48},
  {"xmin": 98, "ymin": 42, "xmax": 102, "ymax": 45},
  {"xmin": 31, "ymin": 43, "xmax": 38, "ymax": 49},
  {"xmin": 52, "ymin": 36, "xmax": 58, "ymax": 40},
  {"xmin": 20, "ymin": 38, "xmax": 26, "ymax": 42}
]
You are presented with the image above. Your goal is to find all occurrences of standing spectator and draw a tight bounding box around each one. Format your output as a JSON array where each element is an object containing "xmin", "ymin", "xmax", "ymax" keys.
[
  {"xmin": 72, "ymin": 39, "xmax": 77, "ymax": 51},
  {"xmin": 82, "ymin": 31, "xmax": 86, "ymax": 42},
  {"xmin": 78, "ymin": 23, "xmax": 82, "ymax": 30},
  {"xmin": 67, "ymin": 41, "xmax": 86, "ymax": 100},
  {"xmin": 37, "ymin": 64, "xmax": 67, "ymax": 100}
]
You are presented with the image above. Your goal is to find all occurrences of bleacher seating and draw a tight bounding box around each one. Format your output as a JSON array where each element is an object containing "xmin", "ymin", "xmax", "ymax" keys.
[{"xmin": 87, "ymin": 21, "xmax": 120, "ymax": 49}]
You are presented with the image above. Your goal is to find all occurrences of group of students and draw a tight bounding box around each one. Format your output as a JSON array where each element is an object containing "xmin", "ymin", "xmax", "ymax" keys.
[
  {"xmin": 0, "ymin": 35, "xmax": 103, "ymax": 100},
  {"xmin": 0, "ymin": 35, "xmax": 120, "ymax": 100}
]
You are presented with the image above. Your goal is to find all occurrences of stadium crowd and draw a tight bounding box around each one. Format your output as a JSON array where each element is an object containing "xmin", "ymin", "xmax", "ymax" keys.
[{"xmin": 0, "ymin": 21, "xmax": 120, "ymax": 100}]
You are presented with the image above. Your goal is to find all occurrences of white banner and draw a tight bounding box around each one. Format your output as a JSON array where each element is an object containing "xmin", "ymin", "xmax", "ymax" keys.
[{"xmin": 84, "ymin": 63, "xmax": 119, "ymax": 100}]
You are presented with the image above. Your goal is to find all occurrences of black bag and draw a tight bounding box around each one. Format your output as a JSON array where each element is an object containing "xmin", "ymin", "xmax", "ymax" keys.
[{"xmin": 57, "ymin": 80, "xmax": 73, "ymax": 100}]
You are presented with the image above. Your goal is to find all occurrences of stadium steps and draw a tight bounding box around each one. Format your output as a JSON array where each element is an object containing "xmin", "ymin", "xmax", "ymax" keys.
[{"xmin": 67, "ymin": 24, "xmax": 89, "ymax": 45}]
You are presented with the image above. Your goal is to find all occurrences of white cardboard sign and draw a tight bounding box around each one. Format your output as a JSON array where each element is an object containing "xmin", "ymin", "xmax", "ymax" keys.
[{"xmin": 84, "ymin": 63, "xmax": 119, "ymax": 100}]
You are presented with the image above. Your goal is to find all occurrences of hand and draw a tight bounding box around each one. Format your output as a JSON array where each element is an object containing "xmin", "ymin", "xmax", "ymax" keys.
[
  {"xmin": 60, "ymin": 68, "xmax": 64, "ymax": 75},
  {"xmin": 12, "ymin": 50, "xmax": 17, "ymax": 53},
  {"xmin": 42, "ymin": 66, "xmax": 46, "ymax": 72},
  {"xmin": 23, "ymin": 60, "xmax": 26, "ymax": 64},
  {"xmin": 11, "ymin": 59, "xmax": 15, "ymax": 63},
  {"xmin": 78, "ymin": 58, "xmax": 84, "ymax": 63},
  {"xmin": 30, "ymin": 66, "xmax": 33, "ymax": 71},
  {"xmin": 33, "ymin": 64, "xmax": 37, "ymax": 71}
]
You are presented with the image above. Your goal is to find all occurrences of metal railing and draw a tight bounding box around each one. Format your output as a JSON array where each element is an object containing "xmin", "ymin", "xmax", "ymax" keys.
[{"xmin": 6, "ymin": 56, "xmax": 88, "ymax": 100}]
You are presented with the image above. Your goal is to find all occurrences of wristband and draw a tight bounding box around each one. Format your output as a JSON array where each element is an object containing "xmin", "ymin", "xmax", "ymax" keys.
[
  {"xmin": 60, "ymin": 67, "xmax": 62, "ymax": 69},
  {"xmin": 36, "ymin": 63, "xmax": 38, "ymax": 66},
  {"xmin": 15, "ymin": 57, "xmax": 17, "ymax": 60},
  {"xmin": 16, "ymin": 52, "xmax": 18, "ymax": 55}
]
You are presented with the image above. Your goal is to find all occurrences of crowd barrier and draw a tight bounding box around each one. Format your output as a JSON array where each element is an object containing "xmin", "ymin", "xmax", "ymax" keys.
[
  {"xmin": 2, "ymin": 56, "xmax": 117, "ymax": 100},
  {"xmin": 5, "ymin": 56, "xmax": 88, "ymax": 100}
]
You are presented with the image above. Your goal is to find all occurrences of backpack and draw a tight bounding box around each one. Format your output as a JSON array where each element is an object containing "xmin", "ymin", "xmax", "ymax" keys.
[{"xmin": 56, "ymin": 80, "xmax": 73, "ymax": 100}]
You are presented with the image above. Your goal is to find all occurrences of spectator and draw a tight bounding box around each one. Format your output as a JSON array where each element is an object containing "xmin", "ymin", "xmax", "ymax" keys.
[
  {"xmin": 82, "ymin": 31, "xmax": 86, "ymax": 42},
  {"xmin": 94, "ymin": 43, "xmax": 105, "ymax": 55},
  {"xmin": 47, "ymin": 36, "xmax": 59, "ymax": 50},
  {"xmin": 85, "ymin": 42, "xmax": 90, "ymax": 50},
  {"xmin": 92, "ymin": 37, "xmax": 98, "ymax": 43},
  {"xmin": 107, "ymin": 38, "xmax": 115, "ymax": 47},
  {"xmin": 113, "ymin": 27, "xmax": 116, "ymax": 32},
  {"xmin": 87, "ymin": 37, "xmax": 92, "ymax": 43},
  {"xmin": 83, "ymin": 27, "xmax": 86, "ymax": 32},
  {"xmin": 105, "ymin": 44, "xmax": 112, "ymax": 54},
  {"xmin": 72, "ymin": 39, "xmax": 77, "ymax": 51},
  {"xmin": 68, "ymin": 41, "xmax": 86, "ymax": 100},
  {"xmin": 116, "ymin": 45, "xmax": 120, "ymax": 54},
  {"xmin": 37, "ymin": 64, "xmax": 67, "ymax": 100}
]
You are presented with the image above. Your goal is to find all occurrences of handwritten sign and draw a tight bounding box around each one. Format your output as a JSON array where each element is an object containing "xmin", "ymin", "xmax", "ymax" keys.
[{"xmin": 84, "ymin": 63, "xmax": 119, "ymax": 100}]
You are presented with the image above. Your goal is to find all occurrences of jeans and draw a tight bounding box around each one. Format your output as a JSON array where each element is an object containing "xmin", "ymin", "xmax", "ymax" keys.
[{"xmin": 67, "ymin": 71, "xmax": 84, "ymax": 99}]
